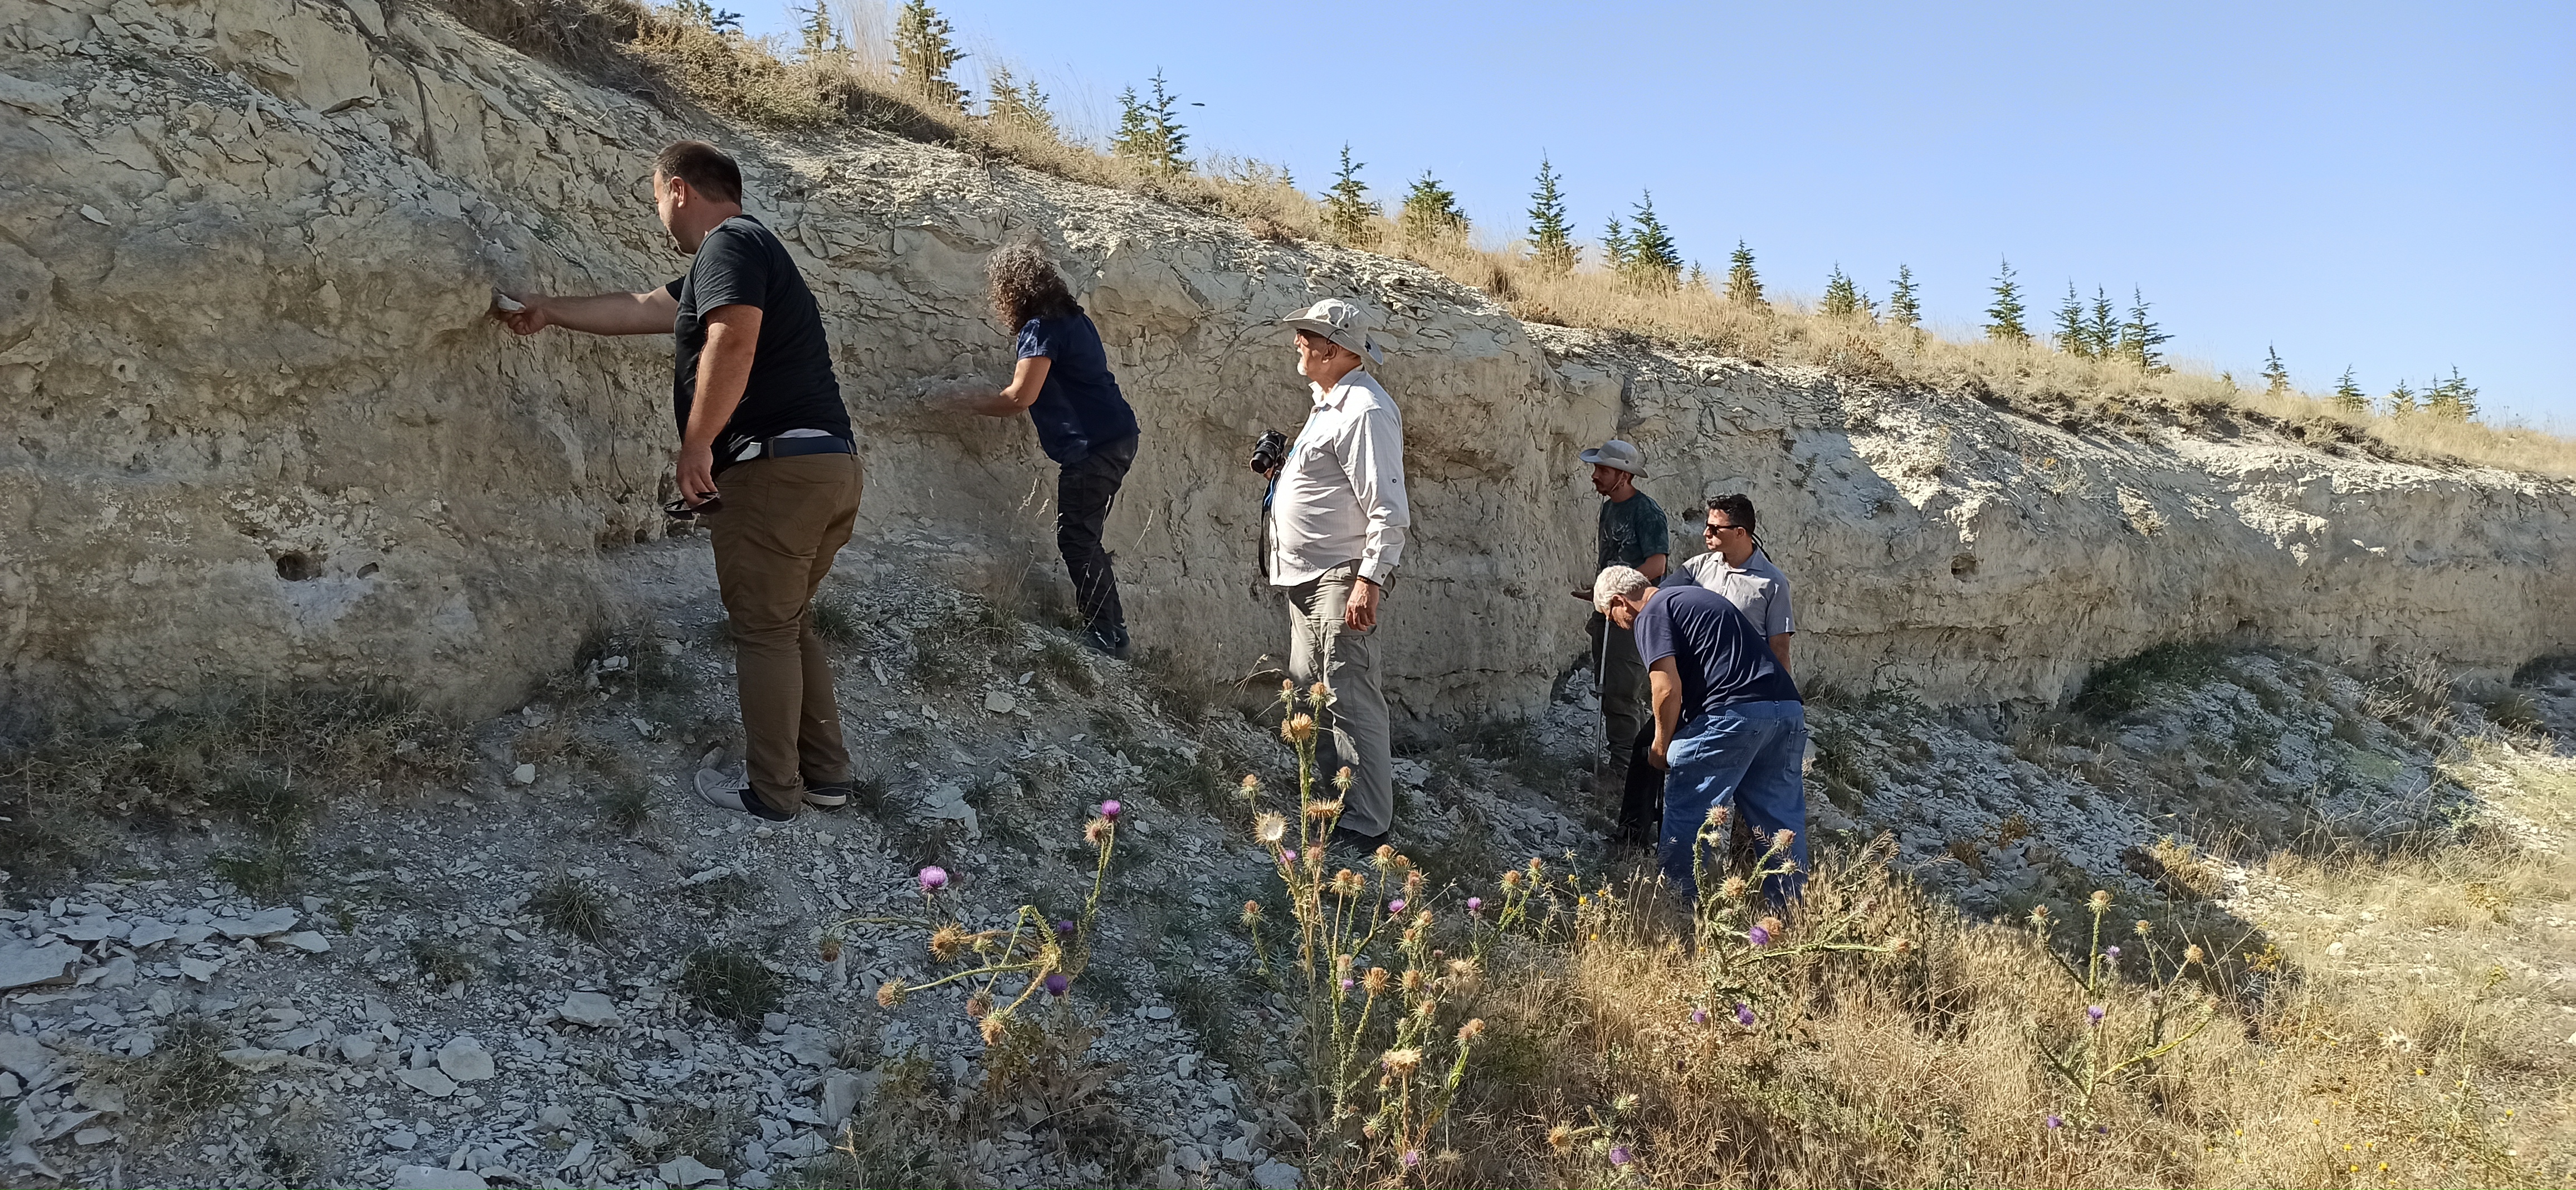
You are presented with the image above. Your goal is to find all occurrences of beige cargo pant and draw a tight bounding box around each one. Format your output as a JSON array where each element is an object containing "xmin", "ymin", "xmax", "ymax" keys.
[
  {"xmin": 1285, "ymin": 563, "xmax": 1393, "ymax": 838},
  {"xmin": 707, "ymin": 451, "xmax": 863, "ymax": 816}
]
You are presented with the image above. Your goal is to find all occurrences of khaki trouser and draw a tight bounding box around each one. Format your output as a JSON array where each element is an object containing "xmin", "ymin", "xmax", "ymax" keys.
[
  {"xmin": 707, "ymin": 451, "xmax": 863, "ymax": 815},
  {"xmin": 1285, "ymin": 563, "xmax": 1393, "ymax": 838},
  {"xmin": 1591, "ymin": 611, "xmax": 1648, "ymax": 792}
]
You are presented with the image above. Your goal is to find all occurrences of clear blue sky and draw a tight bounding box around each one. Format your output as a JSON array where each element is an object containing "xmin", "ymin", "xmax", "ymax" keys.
[{"xmin": 734, "ymin": 1, "xmax": 2574, "ymax": 427}]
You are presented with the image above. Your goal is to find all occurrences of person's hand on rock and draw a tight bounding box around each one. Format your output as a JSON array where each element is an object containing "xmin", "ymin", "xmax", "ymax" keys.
[{"xmin": 494, "ymin": 292, "xmax": 550, "ymax": 335}]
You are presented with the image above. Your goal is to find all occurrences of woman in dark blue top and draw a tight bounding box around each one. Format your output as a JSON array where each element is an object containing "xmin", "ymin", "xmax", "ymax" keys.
[{"xmin": 954, "ymin": 244, "xmax": 1143, "ymax": 657}]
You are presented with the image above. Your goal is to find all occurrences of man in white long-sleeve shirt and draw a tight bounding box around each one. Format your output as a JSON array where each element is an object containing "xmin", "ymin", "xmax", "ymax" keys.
[{"xmin": 1262, "ymin": 298, "xmax": 1412, "ymax": 851}]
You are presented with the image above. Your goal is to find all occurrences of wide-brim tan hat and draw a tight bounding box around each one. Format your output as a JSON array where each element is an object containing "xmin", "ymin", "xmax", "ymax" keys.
[
  {"xmin": 1581, "ymin": 438, "xmax": 1648, "ymax": 477},
  {"xmin": 1280, "ymin": 297, "xmax": 1386, "ymax": 365}
]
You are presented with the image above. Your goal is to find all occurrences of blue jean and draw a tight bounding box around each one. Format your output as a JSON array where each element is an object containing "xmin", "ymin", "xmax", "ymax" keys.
[{"xmin": 1659, "ymin": 700, "xmax": 1809, "ymax": 904}]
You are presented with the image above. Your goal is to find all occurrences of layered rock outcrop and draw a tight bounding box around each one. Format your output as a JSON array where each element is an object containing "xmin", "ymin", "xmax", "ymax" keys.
[{"xmin": 3, "ymin": 0, "xmax": 2569, "ymax": 720}]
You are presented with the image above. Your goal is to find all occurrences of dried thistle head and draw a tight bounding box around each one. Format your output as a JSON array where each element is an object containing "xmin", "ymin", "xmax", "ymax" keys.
[
  {"xmin": 1362, "ymin": 967, "xmax": 1391, "ymax": 996},
  {"xmin": 1239, "ymin": 773, "xmax": 1262, "ymax": 794},
  {"xmin": 1414, "ymin": 910, "xmax": 1433, "ymax": 930},
  {"xmin": 1379, "ymin": 1046, "xmax": 1423, "ymax": 1076},
  {"xmin": 2183, "ymin": 944, "xmax": 2205, "ymax": 965},
  {"xmin": 1402, "ymin": 869, "xmax": 1424, "ymax": 899},
  {"xmin": 1334, "ymin": 766, "xmax": 1355, "ymax": 793},
  {"xmin": 1718, "ymin": 875, "xmax": 1748, "ymax": 901},
  {"xmin": 1702, "ymin": 803, "xmax": 1731, "ymax": 827},
  {"xmin": 1335, "ymin": 953, "xmax": 1355, "ymax": 975},
  {"xmin": 1241, "ymin": 900, "xmax": 1263, "ymax": 926},
  {"xmin": 1302, "ymin": 845, "xmax": 1326, "ymax": 873},
  {"xmin": 876, "ymin": 977, "xmax": 908, "ymax": 1009},
  {"xmin": 1411, "ymin": 999, "xmax": 1436, "ymax": 1023},
  {"xmin": 1331, "ymin": 869, "xmax": 1364, "ymax": 897},
  {"xmin": 1401, "ymin": 968, "xmax": 1427, "ymax": 994},
  {"xmin": 1771, "ymin": 828, "xmax": 1796, "ymax": 852},
  {"xmin": 817, "ymin": 933, "xmax": 843, "ymax": 963},
  {"xmin": 1372, "ymin": 844, "xmax": 1397, "ymax": 867},
  {"xmin": 1757, "ymin": 915, "xmax": 1784, "ymax": 937},
  {"xmin": 1282, "ymin": 713, "xmax": 1318, "ymax": 744},
  {"xmin": 1455, "ymin": 1017, "xmax": 1486, "ymax": 1043},
  {"xmin": 2089, "ymin": 889, "xmax": 2113, "ymax": 910},
  {"xmin": 965, "ymin": 990, "xmax": 993, "ymax": 1019},
  {"xmin": 1304, "ymin": 799, "xmax": 1344, "ymax": 822},
  {"xmin": 2134, "ymin": 919, "xmax": 2154, "ymax": 938},
  {"xmin": 979, "ymin": 1012, "xmax": 1008, "ymax": 1045},
  {"xmin": 929, "ymin": 925, "xmax": 971, "ymax": 963},
  {"xmin": 1447, "ymin": 957, "xmax": 1480, "ymax": 981},
  {"xmin": 2028, "ymin": 905, "xmax": 2053, "ymax": 928},
  {"xmin": 1308, "ymin": 681, "xmax": 1333, "ymax": 706},
  {"xmin": 1254, "ymin": 812, "xmax": 1288, "ymax": 844},
  {"xmin": 1546, "ymin": 1124, "xmax": 1576, "ymax": 1152},
  {"xmin": 1889, "ymin": 937, "xmax": 1915, "ymax": 955},
  {"xmin": 1501, "ymin": 869, "xmax": 1524, "ymax": 890}
]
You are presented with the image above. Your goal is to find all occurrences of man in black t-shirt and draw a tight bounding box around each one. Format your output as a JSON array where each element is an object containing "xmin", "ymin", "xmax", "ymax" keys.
[{"xmin": 499, "ymin": 140, "xmax": 861, "ymax": 825}]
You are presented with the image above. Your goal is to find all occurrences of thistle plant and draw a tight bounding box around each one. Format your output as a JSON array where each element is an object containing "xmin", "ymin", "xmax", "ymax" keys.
[
  {"xmin": 2028, "ymin": 890, "xmax": 2218, "ymax": 1116},
  {"xmin": 1244, "ymin": 681, "xmax": 1491, "ymax": 1181},
  {"xmin": 823, "ymin": 800, "xmax": 1123, "ymax": 1046},
  {"xmin": 1674, "ymin": 804, "xmax": 1911, "ymax": 1019}
]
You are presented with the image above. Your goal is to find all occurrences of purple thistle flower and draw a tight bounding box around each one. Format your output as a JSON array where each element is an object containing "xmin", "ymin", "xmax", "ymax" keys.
[
  {"xmin": 1466, "ymin": 896, "xmax": 1483, "ymax": 914},
  {"xmin": 1388, "ymin": 898, "xmax": 1407, "ymax": 915},
  {"xmin": 1055, "ymin": 919, "xmax": 1075, "ymax": 937},
  {"xmin": 1043, "ymin": 973, "xmax": 1069, "ymax": 997},
  {"xmin": 1734, "ymin": 1003, "xmax": 1755, "ymax": 1028},
  {"xmin": 2104, "ymin": 945, "xmax": 2121, "ymax": 960},
  {"xmin": 1402, "ymin": 1150, "xmax": 1422, "ymax": 1168},
  {"xmin": 2086, "ymin": 1005, "xmax": 2105, "ymax": 1026},
  {"xmin": 2046, "ymin": 1114, "xmax": 2063, "ymax": 1129},
  {"xmin": 1609, "ymin": 1145, "xmax": 1632, "ymax": 1167},
  {"xmin": 918, "ymin": 866, "xmax": 949, "ymax": 891},
  {"xmin": 1339, "ymin": 977, "xmax": 1355, "ymax": 993},
  {"xmin": 1746, "ymin": 924, "xmax": 1771, "ymax": 947},
  {"xmin": 1280, "ymin": 847, "xmax": 1297, "ymax": 866},
  {"xmin": 2094, "ymin": 1124, "xmax": 2109, "ymax": 1135},
  {"xmin": 1690, "ymin": 1008, "xmax": 1710, "ymax": 1025},
  {"xmin": 1099, "ymin": 799, "xmax": 1121, "ymax": 820}
]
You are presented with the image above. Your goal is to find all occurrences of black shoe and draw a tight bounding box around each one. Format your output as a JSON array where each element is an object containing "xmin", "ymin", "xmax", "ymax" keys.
[
  {"xmin": 802, "ymin": 782, "xmax": 852, "ymax": 809},
  {"xmin": 695, "ymin": 769, "xmax": 797, "ymax": 822},
  {"xmin": 1328, "ymin": 825, "xmax": 1390, "ymax": 859},
  {"xmin": 1084, "ymin": 627, "xmax": 1130, "ymax": 660}
]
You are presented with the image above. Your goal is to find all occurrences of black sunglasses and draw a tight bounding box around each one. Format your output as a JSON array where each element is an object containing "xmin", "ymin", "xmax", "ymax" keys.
[
  {"xmin": 1702, "ymin": 521, "xmax": 1741, "ymax": 535},
  {"xmin": 664, "ymin": 495, "xmax": 723, "ymax": 519}
]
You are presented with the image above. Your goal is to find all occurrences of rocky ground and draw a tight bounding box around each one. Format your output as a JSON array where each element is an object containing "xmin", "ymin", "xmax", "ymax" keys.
[{"xmin": 4, "ymin": 528, "xmax": 2571, "ymax": 1189}]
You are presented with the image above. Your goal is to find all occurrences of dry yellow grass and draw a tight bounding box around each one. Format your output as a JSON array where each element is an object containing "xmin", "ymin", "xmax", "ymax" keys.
[{"xmin": 1424, "ymin": 756, "xmax": 2574, "ymax": 1188}]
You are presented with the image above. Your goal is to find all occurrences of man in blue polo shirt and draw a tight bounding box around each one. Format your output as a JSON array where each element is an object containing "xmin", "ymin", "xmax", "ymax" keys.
[{"xmin": 1594, "ymin": 563, "xmax": 1808, "ymax": 904}]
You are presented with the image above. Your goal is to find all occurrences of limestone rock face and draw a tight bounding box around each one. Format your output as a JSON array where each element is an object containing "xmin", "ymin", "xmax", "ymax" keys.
[{"xmin": 1, "ymin": 0, "xmax": 2568, "ymax": 719}]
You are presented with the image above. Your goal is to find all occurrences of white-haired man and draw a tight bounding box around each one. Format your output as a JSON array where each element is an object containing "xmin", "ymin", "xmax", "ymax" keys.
[
  {"xmin": 1259, "ymin": 298, "xmax": 1411, "ymax": 852},
  {"xmin": 1594, "ymin": 563, "xmax": 1807, "ymax": 904}
]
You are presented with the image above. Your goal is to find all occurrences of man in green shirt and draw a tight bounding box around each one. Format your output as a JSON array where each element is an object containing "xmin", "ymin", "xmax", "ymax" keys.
[{"xmin": 1568, "ymin": 440, "xmax": 1668, "ymax": 841}]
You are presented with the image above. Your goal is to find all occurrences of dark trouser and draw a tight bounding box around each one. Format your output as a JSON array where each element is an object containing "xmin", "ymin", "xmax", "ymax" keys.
[
  {"xmin": 1617, "ymin": 725, "xmax": 1662, "ymax": 845},
  {"xmin": 1590, "ymin": 612, "xmax": 1648, "ymax": 820},
  {"xmin": 1057, "ymin": 435, "xmax": 1137, "ymax": 649},
  {"xmin": 706, "ymin": 451, "xmax": 864, "ymax": 815}
]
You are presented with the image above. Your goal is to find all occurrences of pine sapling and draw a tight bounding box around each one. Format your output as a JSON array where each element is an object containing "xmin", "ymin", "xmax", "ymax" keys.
[
  {"xmin": 1724, "ymin": 241, "xmax": 1764, "ymax": 308},
  {"xmin": 2333, "ymin": 367, "xmax": 2368, "ymax": 415},
  {"xmin": 1886, "ymin": 265, "xmax": 1921, "ymax": 331},
  {"xmin": 1822, "ymin": 265, "xmax": 1862, "ymax": 320},
  {"xmin": 1984, "ymin": 257, "xmax": 2028, "ymax": 342},
  {"xmin": 891, "ymin": 0, "xmax": 965, "ymax": 108},
  {"xmin": 2052, "ymin": 282, "xmax": 2090, "ymax": 356},
  {"xmin": 2261, "ymin": 345, "xmax": 2291, "ymax": 395},
  {"xmin": 1322, "ymin": 144, "xmax": 1374, "ymax": 246},
  {"xmin": 1525, "ymin": 156, "xmax": 1574, "ymax": 276}
]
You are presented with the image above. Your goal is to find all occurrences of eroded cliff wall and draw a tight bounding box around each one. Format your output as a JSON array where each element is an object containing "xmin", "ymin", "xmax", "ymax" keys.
[{"xmin": 3, "ymin": 0, "xmax": 2569, "ymax": 721}]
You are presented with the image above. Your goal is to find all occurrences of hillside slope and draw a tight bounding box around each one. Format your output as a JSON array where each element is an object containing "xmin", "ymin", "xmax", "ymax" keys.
[{"xmin": 1, "ymin": 0, "xmax": 2570, "ymax": 723}]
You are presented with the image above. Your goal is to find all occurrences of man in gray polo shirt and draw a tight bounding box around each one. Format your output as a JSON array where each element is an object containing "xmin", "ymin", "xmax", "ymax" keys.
[{"xmin": 1676, "ymin": 492, "xmax": 1793, "ymax": 674}]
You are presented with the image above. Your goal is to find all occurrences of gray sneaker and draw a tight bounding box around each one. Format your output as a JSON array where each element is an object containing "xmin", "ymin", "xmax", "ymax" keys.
[
  {"xmin": 803, "ymin": 782, "xmax": 852, "ymax": 809},
  {"xmin": 695, "ymin": 768, "xmax": 796, "ymax": 822}
]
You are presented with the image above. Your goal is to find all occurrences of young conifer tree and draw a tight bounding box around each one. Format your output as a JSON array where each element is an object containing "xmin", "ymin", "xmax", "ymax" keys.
[
  {"xmin": 798, "ymin": 1, "xmax": 835, "ymax": 56},
  {"xmin": 2332, "ymin": 367, "xmax": 2367, "ymax": 415},
  {"xmin": 1686, "ymin": 261, "xmax": 1708, "ymax": 291},
  {"xmin": 892, "ymin": 0, "xmax": 965, "ymax": 108},
  {"xmin": 1886, "ymin": 265, "xmax": 1921, "ymax": 330},
  {"xmin": 1623, "ymin": 192, "xmax": 1682, "ymax": 290},
  {"xmin": 1984, "ymin": 258, "xmax": 2028, "ymax": 342},
  {"xmin": 2385, "ymin": 380, "xmax": 2417, "ymax": 417},
  {"xmin": 984, "ymin": 65, "xmax": 1056, "ymax": 136},
  {"xmin": 1822, "ymin": 265, "xmax": 1862, "ymax": 319},
  {"xmin": 1724, "ymin": 241, "xmax": 1764, "ymax": 306},
  {"xmin": 1398, "ymin": 173, "xmax": 1467, "ymax": 244},
  {"xmin": 1321, "ymin": 144, "xmax": 1374, "ymax": 246},
  {"xmin": 2426, "ymin": 367, "xmax": 2479, "ymax": 420},
  {"xmin": 2261, "ymin": 345, "xmax": 2291, "ymax": 395},
  {"xmin": 2086, "ymin": 286, "xmax": 2119, "ymax": 357},
  {"xmin": 2052, "ymin": 282, "xmax": 2090, "ymax": 356},
  {"xmin": 2116, "ymin": 287, "xmax": 2170, "ymax": 372},
  {"xmin": 1525, "ymin": 157, "xmax": 1574, "ymax": 276},
  {"xmin": 1110, "ymin": 71, "xmax": 1189, "ymax": 174},
  {"xmin": 1599, "ymin": 216, "xmax": 1630, "ymax": 274}
]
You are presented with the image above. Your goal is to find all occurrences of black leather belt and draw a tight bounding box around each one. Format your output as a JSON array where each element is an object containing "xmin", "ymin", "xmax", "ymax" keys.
[{"xmin": 716, "ymin": 433, "xmax": 854, "ymax": 472}]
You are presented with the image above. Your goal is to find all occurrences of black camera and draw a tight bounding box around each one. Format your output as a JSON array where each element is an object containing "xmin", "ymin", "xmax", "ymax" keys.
[{"xmin": 1250, "ymin": 430, "xmax": 1289, "ymax": 476}]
